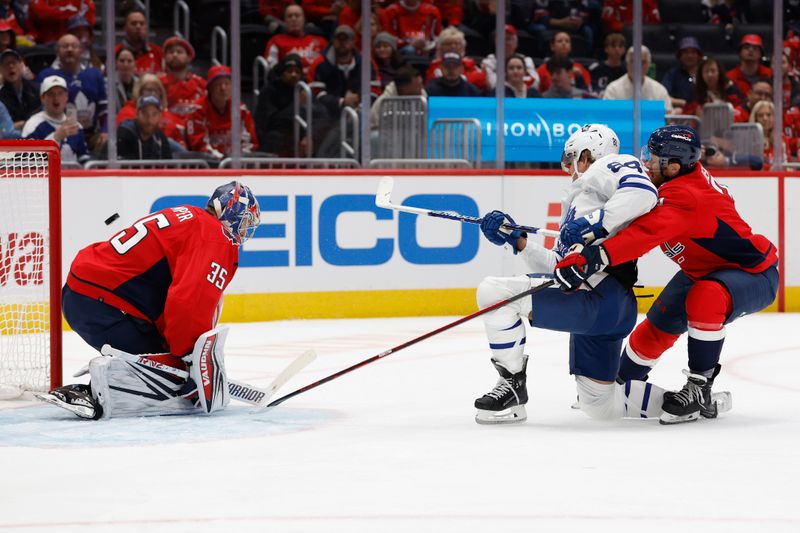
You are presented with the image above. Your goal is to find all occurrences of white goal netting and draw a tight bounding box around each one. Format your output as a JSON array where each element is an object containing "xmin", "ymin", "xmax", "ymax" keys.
[{"xmin": 0, "ymin": 149, "xmax": 54, "ymax": 397}]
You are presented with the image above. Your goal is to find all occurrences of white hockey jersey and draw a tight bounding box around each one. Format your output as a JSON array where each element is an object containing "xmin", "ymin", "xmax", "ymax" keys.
[{"xmin": 520, "ymin": 153, "xmax": 658, "ymax": 274}]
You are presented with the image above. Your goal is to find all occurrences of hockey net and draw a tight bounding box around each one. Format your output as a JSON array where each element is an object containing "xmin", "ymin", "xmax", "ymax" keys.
[{"xmin": 0, "ymin": 141, "xmax": 61, "ymax": 399}]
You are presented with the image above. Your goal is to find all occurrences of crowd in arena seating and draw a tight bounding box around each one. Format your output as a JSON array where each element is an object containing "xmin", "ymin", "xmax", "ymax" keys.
[{"xmin": 0, "ymin": 1, "xmax": 797, "ymax": 169}]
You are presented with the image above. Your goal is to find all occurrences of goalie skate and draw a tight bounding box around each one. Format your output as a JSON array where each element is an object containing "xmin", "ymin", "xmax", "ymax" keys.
[{"xmin": 34, "ymin": 384, "xmax": 102, "ymax": 420}]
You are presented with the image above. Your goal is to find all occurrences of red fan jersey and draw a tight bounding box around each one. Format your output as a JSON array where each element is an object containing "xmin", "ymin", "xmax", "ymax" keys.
[
  {"xmin": 115, "ymin": 42, "xmax": 164, "ymax": 75},
  {"xmin": 264, "ymin": 33, "xmax": 328, "ymax": 78},
  {"xmin": 29, "ymin": 0, "xmax": 96, "ymax": 43},
  {"xmin": 385, "ymin": 1, "xmax": 441, "ymax": 48},
  {"xmin": 537, "ymin": 61, "xmax": 592, "ymax": 93},
  {"xmin": 601, "ymin": 0, "xmax": 661, "ymax": 33},
  {"xmin": 66, "ymin": 205, "xmax": 239, "ymax": 356},
  {"xmin": 602, "ymin": 163, "xmax": 777, "ymax": 280},
  {"xmin": 158, "ymin": 71, "xmax": 207, "ymax": 117},
  {"xmin": 186, "ymin": 97, "xmax": 259, "ymax": 157},
  {"xmin": 726, "ymin": 63, "xmax": 773, "ymax": 98}
]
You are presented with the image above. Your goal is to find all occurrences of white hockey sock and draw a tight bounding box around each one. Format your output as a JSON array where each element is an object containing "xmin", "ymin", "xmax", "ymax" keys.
[
  {"xmin": 575, "ymin": 376, "xmax": 665, "ymax": 420},
  {"xmin": 617, "ymin": 379, "xmax": 665, "ymax": 419},
  {"xmin": 477, "ymin": 275, "xmax": 536, "ymax": 374}
]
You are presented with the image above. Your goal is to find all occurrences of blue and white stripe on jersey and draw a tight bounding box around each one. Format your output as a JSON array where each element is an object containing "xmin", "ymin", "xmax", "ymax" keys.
[{"xmin": 618, "ymin": 173, "xmax": 658, "ymax": 197}]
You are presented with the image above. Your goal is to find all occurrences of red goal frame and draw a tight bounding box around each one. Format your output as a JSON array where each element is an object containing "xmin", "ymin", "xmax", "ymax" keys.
[{"xmin": 0, "ymin": 140, "xmax": 61, "ymax": 389}]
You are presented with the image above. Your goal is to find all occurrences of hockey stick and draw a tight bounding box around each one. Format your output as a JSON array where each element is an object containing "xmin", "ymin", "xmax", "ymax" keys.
[
  {"xmin": 375, "ymin": 176, "xmax": 560, "ymax": 238},
  {"xmin": 98, "ymin": 345, "xmax": 316, "ymax": 408},
  {"xmin": 267, "ymin": 280, "xmax": 555, "ymax": 408}
]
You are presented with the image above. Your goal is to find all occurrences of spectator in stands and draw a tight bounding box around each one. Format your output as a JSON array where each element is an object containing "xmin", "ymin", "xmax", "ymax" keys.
[
  {"xmin": 682, "ymin": 56, "xmax": 744, "ymax": 117},
  {"xmin": 737, "ymin": 79, "xmax": 773, "ymax": 122},
  {"xmin": 264, "ymin": 4, "xmax": 328, "ymax": 80},
  {"xmin": 536, "ymin": 31, "xmax": 592, "ymax": 93},
  {"xmin": 0, "ymin": 0, "xmax": 28, "ymax": 38},
  {"xmin": 603, "ymin": 45, "xmax": 673, "ymax": 113},
  {"xmin": 703, "ymin": 0, "xmax": 748, "ymax": 35},
  {"xmin": 339, "ymin": 1, "xmax": 389, "ymax": 50},
  {"xmin": 29, "ymin": 0, "xmax": 95, "ymax": 44},
  {"xmin": 186, "ymin": 65, "xmax": 259, "ymax": 160},
  {"xmin": 749, "ymin": 100, "xmax": 793, "ymax": 169},
  {"xmin": 0, "ymin": 19, "xmax": 14, "ymax": 53},
  {"xmin": 425, "ymin": 52, "xmax": 481, "ymax": 96},
  {"xmin": 427, "ymin": 26, "xmax": 487, "ymax": 93},
  {"xmin": 302, "ymin": 0, "xmax": 346, "ymax": 39},
  {"xmin": 370, "ymin": 65, "xmax": 425, "ymax": 130},
  {"xmin": 255, "ymin": 53, "xmax": 304, "ymax": 156},
  {"xmin": 661, "ymin": 36, "xmax": 702, "ymax": 113},
  {"xmin": 158, "ymin": 36, "xmax": 206, "ymax": 119},
  {"xmin": 311, "ymin": 25, "xmax": 380, "ymax": 116},
  {"xmin": 37, "ymin": 33, "xmax": 107, "ymax": 151},
  {"xmin": 117, "ymin": 73, "xmax": 187, "ymax": 151},
  {"xmin": 727, "ymin": 34, "xmax": 772, "ymax": 97},
  {"xmin": 66, "ymin": 15, "xmax": 103, "ymax": 71},
  {"xmin": 482, "ymin": 25, "xmax": 539, "ymax": 92},
  {"xmin": 588, "ymin": 32, "xmax": 626, "ymax": 96},
  {"xmin": 114, "ymin": 47, "xmax": 138, "ymax": 112},
  {"xmin": 433, "ymin": 0, "xmax": 464, "ymax": 27},
  {"xmin": 117, "ymin": 95, "xmax": 172, "ymax": 160},
  {"xmin": 259, "ymin": 0, "xmax": 295, "ymax": 34},
  {"xmin": 116, "ymin": 6, "xmax": 163, "ymax": 75},
  {"xmin": 505, "ymin": 54, "xmax": 542, "ymax": 98},
  {"xmin": 374, "ymin": 32, "xmax": 404, "ymax": 88},
  {"xmin": 601, "ymin": 0, "xmax": 661, "ymax": 34},
  {"xmin": 528, "ymin": 0, "xmax": 594, "ymax": 56},
  {"xmin": 0, "ymin": 49, "xmax": 39, "ymax": 130},
  {"xmin": 22, "ymin": 75, "xmax": 88, "ymax": 164},
  {"xmin": 542, "ymin": 57, "xmax": 589, "ymax": 98},
  {"xmin": 781, "ymin": 52, "xmax": 800, "ymax": 109},
  {"xmin": 0, "ymin": 100, "xmax": 18, "ymax": 138},
  {"xmin": 385, "ymin": 0, "xmax": 441, "ymax": 57}
]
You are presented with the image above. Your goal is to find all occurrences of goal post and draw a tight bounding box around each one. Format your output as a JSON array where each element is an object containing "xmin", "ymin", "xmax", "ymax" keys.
[{"xmin": 0, "ymin": 140, "xmax": 61, "ymax": 397}]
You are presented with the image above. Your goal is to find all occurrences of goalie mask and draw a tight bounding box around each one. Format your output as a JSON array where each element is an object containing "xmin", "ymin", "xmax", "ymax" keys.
[
  {"xmin": 207, "ymin": 181, "xmax": 261, "ymax": 245},
  {"xmin": 561, "ymin": 124, "xmax": 620, "ymax": 177}
]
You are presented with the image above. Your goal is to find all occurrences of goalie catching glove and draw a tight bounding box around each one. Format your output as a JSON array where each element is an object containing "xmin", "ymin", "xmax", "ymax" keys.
[
  {"xmin": 479, "ymin": 210, "xmax": 527, "ymax": 253},
  {"xmin": 554, "ymin": 244, "xmax": 610, "ymax": 292}
]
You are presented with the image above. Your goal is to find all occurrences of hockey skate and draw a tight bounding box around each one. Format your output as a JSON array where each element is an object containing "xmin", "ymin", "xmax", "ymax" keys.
[
  {"xmin": 35, "ymin": 384, "xmax": 103, "ymax": 420},
  {"xmin": 475, "ymin": 356, "xmax": 528, "ymax": 424},
  {"xmin": 660, "ymin": 364, "xmax": 729, "ymax": 425}
]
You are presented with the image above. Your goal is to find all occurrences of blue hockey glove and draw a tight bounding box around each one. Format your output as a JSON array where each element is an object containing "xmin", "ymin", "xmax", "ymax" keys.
[
  {"xmin": 554, "ymin": 244, "xmax": 609, "ymax": 292},
  {"xmin": 559, "ymin": 209, "xmax": 609, "ymax": 248},
  {"xmin": 480, "ymin": 210, "xmax": 527, "ymax": 253}
]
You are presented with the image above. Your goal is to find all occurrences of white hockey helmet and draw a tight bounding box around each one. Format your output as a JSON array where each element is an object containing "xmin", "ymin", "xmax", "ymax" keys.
[{"xmin": 561, "ymin": 124, "xmax": 620, "ymax": 176}]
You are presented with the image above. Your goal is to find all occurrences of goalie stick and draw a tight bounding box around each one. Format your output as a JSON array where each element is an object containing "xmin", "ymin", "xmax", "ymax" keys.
[
  {"xmin": 267, "ymin": 280, "xmax": 555, "ymax": 408},
  {"xmin": 95, "ymin": 346, "xmax": 316, "ymax": 409},
  {"xmin": 375, "ymin": 176, "xmax": 560, "ymax": 238}
]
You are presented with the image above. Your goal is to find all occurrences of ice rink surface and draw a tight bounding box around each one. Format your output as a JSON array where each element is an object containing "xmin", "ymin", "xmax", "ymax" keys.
[{"xmin": 1, "ymin": 313, "xmax": 799, "ymax": 533}]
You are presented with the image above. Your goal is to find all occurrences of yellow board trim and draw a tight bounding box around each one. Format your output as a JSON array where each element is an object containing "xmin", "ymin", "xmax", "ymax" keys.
[{"xmin": 44, "ymin": 285, "xmax": 800, "ymax": 333}]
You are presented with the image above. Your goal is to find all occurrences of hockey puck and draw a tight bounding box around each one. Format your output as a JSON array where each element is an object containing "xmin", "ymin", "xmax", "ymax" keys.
[{"xmin": 104, "ymin": 213, "xmax": 120, "ymax": 225}]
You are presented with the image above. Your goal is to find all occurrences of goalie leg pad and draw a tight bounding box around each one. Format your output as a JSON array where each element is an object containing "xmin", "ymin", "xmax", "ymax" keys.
[
  {"xmin": 89, "ymin": 355, "xmax": 196, "ymax": 419},
  {"xmin": 185, "ymin": 326, "xmax": 231, "ymax": 414}
]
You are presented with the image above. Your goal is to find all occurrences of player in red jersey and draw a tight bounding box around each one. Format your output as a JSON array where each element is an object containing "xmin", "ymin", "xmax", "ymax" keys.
[
  {"xmin": 158, "ymin": 37, "xmax": 206, "ymax": 118},
  {"xmin": 555, "ymin": 125, "xmax": 778, "ymax": 425},
  {"xmin": 264, "ymin": 4, "xmax": 328, "ymax": 80},
  {"xmin": 39, "ymin": 182, "xmax": 260, "ymax": 420}
]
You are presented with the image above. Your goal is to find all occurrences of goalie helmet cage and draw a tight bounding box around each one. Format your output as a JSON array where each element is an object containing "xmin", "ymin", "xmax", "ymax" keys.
[{"xmin": 0, "ymin": 140, "xmax": 62, "ymax": 396}]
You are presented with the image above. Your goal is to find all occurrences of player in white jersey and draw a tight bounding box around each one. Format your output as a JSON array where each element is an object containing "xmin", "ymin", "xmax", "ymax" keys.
[{"xmin": 474, "ymin": 124, "xmax": 664, "ymax": 424}]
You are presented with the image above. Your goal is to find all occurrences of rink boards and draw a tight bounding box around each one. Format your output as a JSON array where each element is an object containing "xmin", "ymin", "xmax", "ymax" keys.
[{"xmin": 58, "ymin": 170, "xmax": 796, "ymax": 320}]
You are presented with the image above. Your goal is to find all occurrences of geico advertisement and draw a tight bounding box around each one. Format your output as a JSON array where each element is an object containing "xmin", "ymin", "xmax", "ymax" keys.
[{"xmin": 59, "ymin": 174, "xmax": 781, "ymax": 294}]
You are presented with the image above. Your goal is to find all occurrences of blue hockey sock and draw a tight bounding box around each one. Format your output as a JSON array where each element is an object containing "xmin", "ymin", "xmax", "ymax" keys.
[{"xmin": 687, "ymin": 326, "xmax": 725, "ymax": 376}]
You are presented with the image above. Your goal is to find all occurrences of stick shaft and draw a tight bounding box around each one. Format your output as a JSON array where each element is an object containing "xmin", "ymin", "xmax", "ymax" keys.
[{"xmin": 267, "ymin": 281, "xmax": 554, "ymax": 407}]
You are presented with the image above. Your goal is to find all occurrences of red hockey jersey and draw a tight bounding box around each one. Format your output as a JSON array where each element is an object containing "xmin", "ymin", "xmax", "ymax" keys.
[
  {"xmin": 29, "ymin": 0, "xmax": 96, "ymax": 43},
  {"xmin": 158, "ymin": 71, "xmax": 207, "ymax": 117},
  {"xmin": 116, "ymin": 101, "xmax": 187, "ymax": 148},
  {"xmin": 385, "ymin": 1, "xmax": 441, "ymax": 48},
  {"xmin": 115, "ymin": 42, "xmax": 164, "ymax": 75},
  {"xmin": 264, "ymin": 33, "xmax": 328, "ymax": 78},
  {"xmin": 727, "ymin": 63, "xmax": 773, "ymax": 98},
  {"xmin": 186, "ymin": 97, "xmax": 259, "ymax": 157},
  {"xmin": 602, "ymin": 163, "xmax": 777, "ymax": 280},
  {"xmin": 66, "ymin": 205, "xmax": 239, "ymax": 356}
]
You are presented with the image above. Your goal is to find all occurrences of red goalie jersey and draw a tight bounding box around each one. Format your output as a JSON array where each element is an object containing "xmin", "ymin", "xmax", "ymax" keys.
[
  {"xmin": 66, "ymin": 205, "xmax": 239, "ymax": 356},
  {"xmin": 602, "ymin": 162, "xmax": 777, "ymax": 280}
]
